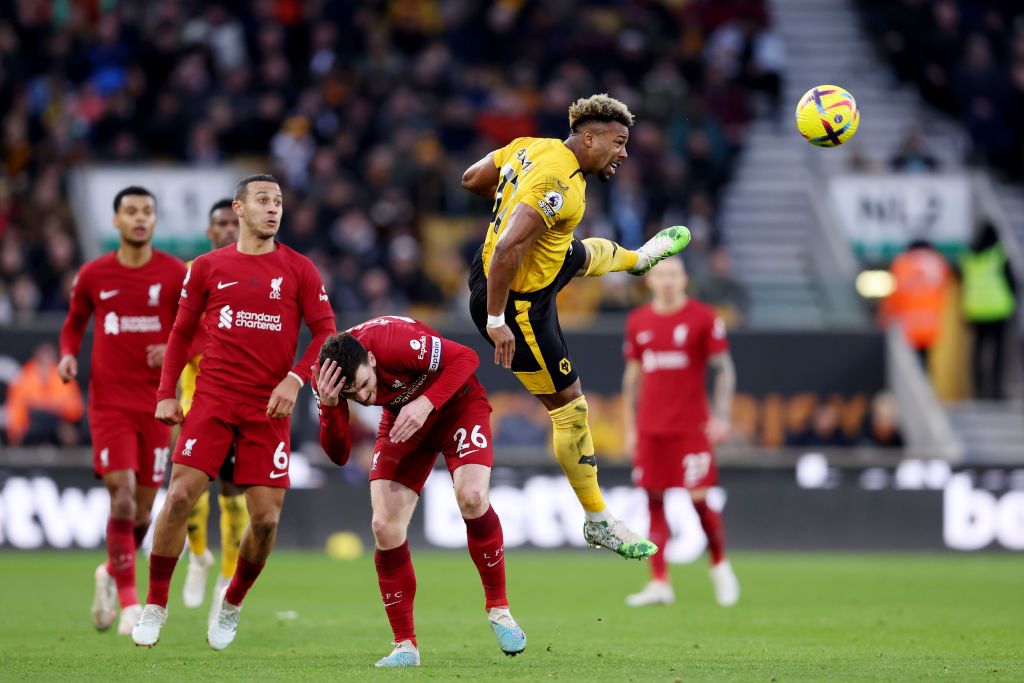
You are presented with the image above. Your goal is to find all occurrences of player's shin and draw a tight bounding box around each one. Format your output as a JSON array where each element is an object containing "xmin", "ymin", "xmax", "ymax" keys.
[
  {"xmin": 219, "ymin": 494, "xmax": 249, "ymax": 579},
  {"xmin": 581, "ymin": 238, "xmax": 639, "ymax": 277},
  {"xmin": 374, "ymin": 541, "xmax": 417, "ymax": 645},
  {"xmin": 693, "ymin": 498, "xmax": 726, "ymax": 565},
  {"xmin": 548, "ymin": 396, "xmax": 607, "ymax": 514},
  {"xmin": 186, "ymin": 490, "xmax": 210, "ymax": 556},
  {"xmin": 463, "ymin": 505, "xmax": 508, "ymax": 610},
  {"xmin": 106, "ymin": 517, "xmax": 140, "ymax": 607},
  {"xmin": 647, "ymin": 494, "xmax": 670, "ymax": 581}
]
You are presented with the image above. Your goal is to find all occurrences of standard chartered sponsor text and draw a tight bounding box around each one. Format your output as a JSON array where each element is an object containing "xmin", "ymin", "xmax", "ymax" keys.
[
  {"xmin": 236, "ymin": 310, "xmax": 283, "ymax": 331},
  {"xmin": 120, "ymin": 316, "xmax": 162, "ymax": 333}
]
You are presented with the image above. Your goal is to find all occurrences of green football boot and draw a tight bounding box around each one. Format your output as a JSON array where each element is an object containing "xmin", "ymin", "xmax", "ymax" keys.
[
  {"xmin": 628, "ymin": 225, "xmax": 692, "ymax": 276},
  {"xmin": 583, "ymin": 518, "xmax": 659, "ymax": 560}
]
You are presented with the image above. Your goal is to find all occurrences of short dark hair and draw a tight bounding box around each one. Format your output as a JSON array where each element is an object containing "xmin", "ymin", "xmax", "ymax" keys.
[
  {"xmin": 113, "ymin": 186, "xmax": 156, "ymax": 212},
  {"xmin": 234, "ymin": 174, "xmax": 279, "ymax": 201},
  {"xmin": 318, "ymin": 332, "xmax": 369, "ymax": 391},
  {"xmin": 209, "ymin": 198, "xmax": 233, "ymax": 217}
]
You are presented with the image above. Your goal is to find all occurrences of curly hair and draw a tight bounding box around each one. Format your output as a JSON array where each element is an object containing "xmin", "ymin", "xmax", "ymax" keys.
[
  {"xmin": 318, "ymin": 332, "xmax": 369, "ymax": 390},
  {"xmin": 568, "ymin": 94, "xmax": 634, "ymax": 132}
]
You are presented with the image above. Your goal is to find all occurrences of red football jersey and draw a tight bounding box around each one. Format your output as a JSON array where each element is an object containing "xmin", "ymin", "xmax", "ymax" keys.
[
  {"xmin": 163, "ymin": 243, "xmax": 334, "ymax": 402},
  {"xmin": 60, "ymin": 250, "xmax": 187, "ymax": 412},
  {"xmin": 346, "ymin": 316, "xmax": 483, "ymax": 414},
  {"xmin": 624, "ymin": 299, "xmax": 729, "ymax": 435}
]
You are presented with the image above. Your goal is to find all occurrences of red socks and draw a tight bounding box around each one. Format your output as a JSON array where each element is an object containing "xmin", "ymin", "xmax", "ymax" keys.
[
  {"xmin": 225, "ymin": 555, "xmax": 265, "ymax": 606},
  {"xmin": 375, "ymin": 541, "xmax": 417, "ymax": 644},
  {"xmin": 146, "ymin": 553, "xmax": 179, "ymax": 608},
  {"xmin": 647, "ymin": 494, "xmax": 670, "ymax": 581},
  {"xmin": 693, "ymin": 498, "xmax": 726, "ymax": 565},
  {"xmin": 463, "ymin": 505, "xmax": 508, "ymax": 610},
  {"xmin": 105, "ymin": 517, "xmax": 139, "ymax": 607}
]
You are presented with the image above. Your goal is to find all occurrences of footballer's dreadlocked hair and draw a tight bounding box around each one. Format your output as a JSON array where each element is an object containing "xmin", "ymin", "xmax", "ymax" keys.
[
  {"xmin": 568, "ymin": 94, "xmax": 634, "ymax": 132},
  {"xmin": 318, "ymin": 332, "xmax": 369, "ymax": 391},
  {"xmin": 234, "ymin": 173, "xmax": 279, "ymax": 201}
]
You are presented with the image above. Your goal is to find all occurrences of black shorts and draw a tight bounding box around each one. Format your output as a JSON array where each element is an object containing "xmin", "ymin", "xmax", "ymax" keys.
[{"xmin": 469, "ymin": 239, "xmax": 587, "ymax": 395}]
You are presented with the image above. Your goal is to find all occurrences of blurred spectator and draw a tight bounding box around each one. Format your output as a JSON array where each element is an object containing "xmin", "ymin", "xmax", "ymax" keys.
[
  {"xmin": 878, "ymin": 240, "xmax": 952, "ymax": 367},
  {"xmin": 387, "ymin": 235, "xmax": 443, "ymax": 308},
  {"xmin": 786, "ymin": 401, "xmax": 849, "ymax": 448},
  {"xmin": 960, "ymin": 222, "xmax": 1016, "ymax": 399},
  {"xmin": 5, "ymin": 342, "xmax": 84, "ymax": 446},
  {"xmin": 889, "ymin": 124, "xmax": 939, "ymax": 173},
  {"xmin": 698, "ymin": 246, "xmax": 749, "ymax": 328},
  {"xmin": 858, "ymin": 392, "xmax": 904, "ymax": 448},
  {"xmin": 494, "ymin": 393, "xmax": 549, "ymax": 449}
]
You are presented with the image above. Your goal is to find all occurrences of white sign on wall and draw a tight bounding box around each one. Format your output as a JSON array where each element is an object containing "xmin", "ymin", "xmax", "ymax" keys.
[
  {"xmin": 68, "ymin": 166, "xmax": 246, "ymax": 260},
  {"xmin": 828, "ymin": 174, "xmax": 972, "ymax": 262}
]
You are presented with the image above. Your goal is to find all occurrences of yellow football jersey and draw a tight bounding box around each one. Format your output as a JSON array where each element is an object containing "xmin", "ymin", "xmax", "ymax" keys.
[{"xmin": 481, "ymin": 137, "xmax": 586, "ymax": 293}]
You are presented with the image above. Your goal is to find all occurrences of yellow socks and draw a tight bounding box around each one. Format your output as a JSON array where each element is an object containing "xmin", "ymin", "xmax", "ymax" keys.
[
  {"xmin": 186, "ymin": 490, "xmax": 210, "ymax": 556},
  {"xmin": 582, "ymin": 238, "xmax": 638, "ymax": 277},
  {"xmin": 219, "ymin": 494, "xmax": 249, "ymax": 579},
  {"xmin": 549, "ymin": 396, "xmax": 607, "ymax": 513}
]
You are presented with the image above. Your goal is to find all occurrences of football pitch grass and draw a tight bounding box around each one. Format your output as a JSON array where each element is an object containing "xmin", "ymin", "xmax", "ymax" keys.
[{"xmin": 0, "ymin": 551, "xmax": 1020, "ymax": 681}]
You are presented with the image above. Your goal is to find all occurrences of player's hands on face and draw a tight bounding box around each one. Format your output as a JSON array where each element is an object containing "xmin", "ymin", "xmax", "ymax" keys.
[
  {"xmin": 313, "ymin": 361, "xmax": 345, "ymax": 408},
  {"xmin": 706, "ymin": 416, "xmax": 730, "ymax": 445},
  {"xmin": 487, "ymin": 324, "xmax": 515, "ymax": 368},
  {"xmin": 389, "ymin": 395, "xmax": 434, "ymax": 444},
  {"xmin": 155, "ymin": 397, "xmax": 184, "ymax": 425},
  {"xmin": 57, "ymin": 354, "xmax": 78, "ymax": 383},
  {"xmin": 267, "ymin": 374, "xmax": 302, "ymax": 419},
  {"xmin": 145, "ymin": 344, "xmax": 167, "ymax": 368}
]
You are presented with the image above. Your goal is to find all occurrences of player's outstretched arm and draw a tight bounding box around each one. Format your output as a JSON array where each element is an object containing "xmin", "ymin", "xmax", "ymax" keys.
[
  {"xmin": 461, "ymin": 153, "xmax": 499, "ymax": 199},
  {"xmin": 313, "ymin": 360, "xmax": 352, "ymax": 466},
  {"xmin": 58, "ymin": 270, "xmax": 93, "ymax": 383},
  {"xmin": 486, "ymin": 204, "xmax": 548, "ymax": 368}
]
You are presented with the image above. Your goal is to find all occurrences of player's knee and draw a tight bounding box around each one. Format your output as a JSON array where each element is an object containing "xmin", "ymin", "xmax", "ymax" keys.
[
  {"xmin": 455, "ymin": 486, "xmax": 488, "ymax": 519},
  {"xmin": 370, "ymin": 514, "xmax": 405, "ymax": 547},
  {"xmin": 162, "ymin": 485, "xmax": 196, "ymax": 522},
  {"xmin": 109, "ymin": 490, "xmax": 135, "ymax": 519},
  {"xmin": 249, "ymin": 510, "xmax": 279, "ymax": 541}
]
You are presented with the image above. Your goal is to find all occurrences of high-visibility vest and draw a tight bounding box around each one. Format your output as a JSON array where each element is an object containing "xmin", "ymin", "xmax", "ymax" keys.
[
  {"xmin": 962, "ymin": 246, "xmax": 1015, "ymax": 322},
  {"xmin": 880, "ymin": 249, "xmax": 950, "ymax": 349}
]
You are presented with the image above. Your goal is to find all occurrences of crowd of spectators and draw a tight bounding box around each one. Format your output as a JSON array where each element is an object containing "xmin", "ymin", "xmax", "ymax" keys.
[
  {"xmin": 859, "ymin": 0, "xmax": 1024, "ymax": 176},
  {"xmin": 0, "ymin": 0, "xmax": 777, "ymax": 324}
]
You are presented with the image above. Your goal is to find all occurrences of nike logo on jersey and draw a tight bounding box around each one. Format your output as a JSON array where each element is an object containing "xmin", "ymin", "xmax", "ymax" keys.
[
  {"xmin": 268, "ymin": 471, "xmax": 288, "ymax": 479},
  {"xmin": 636, "ymin": 330, "xmax": 654, "ymax": 344},
  {"xmin": 383, "ymin": 600, "xmax": 401, "ymax": 607},
  {"xmin": 459, "ymin": 449, "xmax": 480, "ymax": 459},
  {"xmin": 217, "ymin": 281, "xmax": 239, "ymax": 289},
  {"xmin": 99, "ymin": 289, "xmax": 119, "ymax": 300},
  {"xmin": 486, "ymin": 558, "xmax": 502, "ymax": 567}
]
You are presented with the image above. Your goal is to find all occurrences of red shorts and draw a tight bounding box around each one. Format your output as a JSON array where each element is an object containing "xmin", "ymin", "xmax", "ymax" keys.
[
  {"xmin": 90, "ymin": 408, "xmax": 171, "ymax": 486},
  {"xmin": 173, "ymin": 390, "xmax": 292, "ymax": 488},
  {"xmin": 372, "ymin": 385, "xmax": 494, "ymax": 494},
  {"xmin": 632, "ymin": 431, "xmax": 719, "ymax": 491}
]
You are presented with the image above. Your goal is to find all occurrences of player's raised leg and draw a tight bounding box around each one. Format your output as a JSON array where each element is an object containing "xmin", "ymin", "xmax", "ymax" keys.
[
  {"xmin": 692, "ymin": 488, "xmax": 739, "ymax": 606},
  {"xmin": 207, "ymin": 484, "xmax": 283, "ymax": 650},
  {"xmin": 132, "ymin": 463, "xmax": 210, "ymax": 646},
  {"xmin": 452, "ymin": 463, "xmax": 526, "ymax": 656},
  {"xmin": 369, "ymin": 478, "xmax": 421, "ymax": 667},
  {"xmin": 183, "ymin": 490, "xmax": 213, "ymax": 608},
  {"xmin": 626, "ymin": 489, "xmax": 675, "ymax": 607},
  {"xmin": 577, "ymin": 227, "xmax": 691, "ymax": 280}
]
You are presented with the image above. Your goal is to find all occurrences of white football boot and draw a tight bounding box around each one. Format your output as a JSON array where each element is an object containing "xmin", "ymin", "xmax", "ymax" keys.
[
  {"xmin": 487, "ymin": 607, "xmax": 527, "ymax": 655},
  {"xmin": 207, "ymin": 586, "xmax": 242, "ymax": 651},
  {"xmin": 183, "ymin": 549, "xmax": 214, "ymax": 608},
  {"xmin": 710, "ymin": 560, "xmax": 740, "ymax": 606},
  {"xmin": 91, "ymin": 563, "xmax": 117, "ymax": 631},
  {"xmin": 131, "ymin": 604, "xmax": 167, "ymax": 647},
  {"xmin": 208, "ymin": 575, "xmax": 231, "ymax": 627},
  {"xmin": 626, "ymin": 580, "xmax": 676, "ymax": 607},
  {"xmin": 374, "ymin": 639, "xmax": 420, "ymax": 668},
  {"xmin": 117, "ymin": 604, "xmax": 142, "ymax": 635}
]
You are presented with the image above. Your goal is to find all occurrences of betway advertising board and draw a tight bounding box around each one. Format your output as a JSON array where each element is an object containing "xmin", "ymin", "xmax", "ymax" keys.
[
  {"xmin": 2, "ymin": 459, "xmax": 1020, "ymax": 554},
  {"xmin": 828, "ymin": 174, "xmax": 972, "ymax": 263}
]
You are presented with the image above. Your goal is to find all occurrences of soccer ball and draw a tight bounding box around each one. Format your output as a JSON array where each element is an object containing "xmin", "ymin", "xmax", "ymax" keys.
[{"xmin": 795, "ymin": 85, "xmax": 859, "ymax": 147}]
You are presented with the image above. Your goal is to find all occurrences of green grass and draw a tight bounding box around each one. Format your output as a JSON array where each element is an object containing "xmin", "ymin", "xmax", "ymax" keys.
[{"xmin": 0, "ymin": 551, "xmax": 1021, "ymax": 681}]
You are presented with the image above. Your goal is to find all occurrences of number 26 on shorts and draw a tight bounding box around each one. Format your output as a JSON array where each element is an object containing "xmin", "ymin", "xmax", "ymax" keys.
[{"xmin": 454, "ymin": 425, "xmax": 487, "ymax": 458}]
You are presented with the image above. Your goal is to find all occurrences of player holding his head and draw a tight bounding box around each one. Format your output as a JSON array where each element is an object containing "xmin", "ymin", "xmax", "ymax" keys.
[
  {"xmin": 314, "ymin": 317, "xmax": 526, "ymax": 667},
  {"xmin": 622, "ymin": 256, "xmax": 740, "ymax": 607},
  {"xmin": 57, "ymin": 186, "xmax": 187, "ymax": 635},
  {"xmin": 132, "ymin": 175, "xmax": 336, "ymax": 649},
  {"xmin": 177, "ymin": 199, "xmax": 250, "ymax": 619},
  {"xmin": 460, "ymin": 93, "xmax": 690, "ymax": 559}
]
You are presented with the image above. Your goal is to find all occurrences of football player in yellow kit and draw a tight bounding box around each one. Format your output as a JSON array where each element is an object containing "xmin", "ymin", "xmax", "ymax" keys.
[
  {"xmin": 461, "ymin": 94, "xmax": 690, "ymax": 559},
  {"xmin": 178, "ymin": 199, "xmax": 250, "ymax": 620}
]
